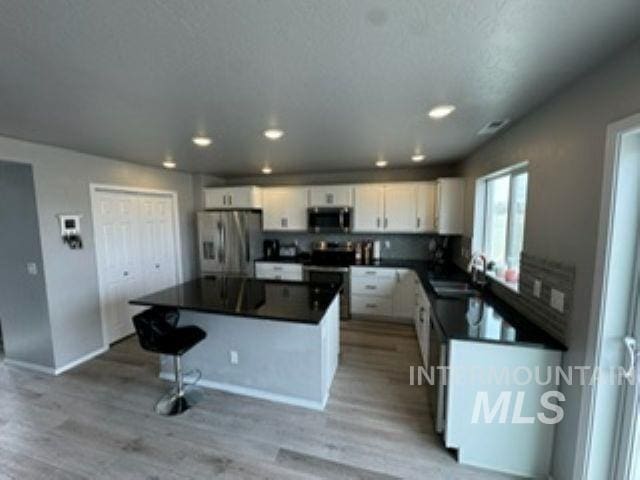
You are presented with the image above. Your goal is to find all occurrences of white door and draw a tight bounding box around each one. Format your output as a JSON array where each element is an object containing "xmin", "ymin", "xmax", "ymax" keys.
[
  {"xmin": 94, "ymin": 192, "xmax": 143, "ymax": 343},
  {"xmin": 353, "ymin": 185, "xmax": 384, "ymax": 232},
  {"xmin": 384, "ymin": 184, "xmax": 418, "ymax": 232},
  {"xmin": 93, "ymin": 190, "xmax": 179, "ymax": 345},
  {"xmin": 138, "ymin": 195, "xmax": 177, "ymax": 294}
]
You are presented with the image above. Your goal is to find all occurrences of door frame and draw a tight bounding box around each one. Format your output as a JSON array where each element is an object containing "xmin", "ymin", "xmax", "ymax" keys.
[
  {"xmin": 89, "ymin": 183, "xmax": 184, "ymax": 349},
  {"xmin": 573, "ymin": 112, "xmax": 640, "ymax": 479}
]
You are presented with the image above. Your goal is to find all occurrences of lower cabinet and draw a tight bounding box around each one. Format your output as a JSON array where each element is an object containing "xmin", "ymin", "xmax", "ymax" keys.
[
  {"xmin": 350, "ymin": 267, "xmax": 416, "ymax": 322},
  {"xmin": 255, "ymin": 262, "xmax": 303, "ymax": 281}
]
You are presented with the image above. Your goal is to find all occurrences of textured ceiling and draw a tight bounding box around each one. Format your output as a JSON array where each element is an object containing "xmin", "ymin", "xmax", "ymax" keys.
[{"xmin": 0, "ymin": 1, "xmax": 639, "ymax": 176}]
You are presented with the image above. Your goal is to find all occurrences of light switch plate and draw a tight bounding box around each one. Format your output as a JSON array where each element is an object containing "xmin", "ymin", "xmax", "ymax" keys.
[
  {"xmin": 533, "ymin": 279, "xmax": 542, "ymax": 298},
  {"xmin": 27, "ymin": 262, "xmax": 38, "ymax": 275},
  {"xmin": 550, "ymin": 289, "xmax": 565, "ymax": 313},
  {"xmin": 229, "ymin": 350, "xmax": 239, "ymax": 365}
]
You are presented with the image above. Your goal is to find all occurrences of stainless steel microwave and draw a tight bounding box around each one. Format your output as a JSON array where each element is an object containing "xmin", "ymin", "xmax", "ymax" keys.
[{"xmin": 307, "ymin": 207, "xmax": 352, "ymax": 233}]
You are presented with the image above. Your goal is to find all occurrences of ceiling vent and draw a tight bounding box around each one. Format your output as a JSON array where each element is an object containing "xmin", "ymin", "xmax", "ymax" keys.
[{"xmin": 478, "ymin": 119, "xmax": 509, "ymax": 136}]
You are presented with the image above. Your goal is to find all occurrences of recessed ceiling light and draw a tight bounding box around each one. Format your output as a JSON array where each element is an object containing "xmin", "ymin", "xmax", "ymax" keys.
[
  {"xmin": 261, "ymin": 166, "xmax": 273, "ymax": 174},
  {"xmin": 263, "ymin": 128, "xmax": 284, "ymax": 140},
  {"xmin": 411, "ymin": 154, "xmax": 426, "ymax": 162},
  {"xmin": 375, "ymin": 160, "xmax": 388, "ymax": 168},
  {"xmin": 162, "ymin": 159, "xmax": 176, "ymax": 169},
  {"xmin": 428, "ymin": 105, "xmax": 456, "ymax": 119},
  {"xmin": 192, "ymin": 136, "xmax": 212, "ymax": 147}
]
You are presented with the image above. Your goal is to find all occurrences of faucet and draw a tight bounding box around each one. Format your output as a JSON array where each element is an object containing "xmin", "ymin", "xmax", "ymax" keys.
[{"xmin": 467, "ymin": 252, "xmax": 488, "ymax": 288}]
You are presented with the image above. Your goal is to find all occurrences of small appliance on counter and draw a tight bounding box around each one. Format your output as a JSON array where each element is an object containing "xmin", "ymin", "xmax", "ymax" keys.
[
  {"xmin": 278, "ymin": 243, "xmax": 299, "ymax": 259},
  {"xmin": 263, "ymin": 239, "xmax": 280, "ymax": 259}
]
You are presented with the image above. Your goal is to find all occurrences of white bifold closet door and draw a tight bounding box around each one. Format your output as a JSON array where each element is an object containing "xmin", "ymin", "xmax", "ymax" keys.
[{"xmin": 93, "ymin": 191, "xmax": 178, "ymax": 344}]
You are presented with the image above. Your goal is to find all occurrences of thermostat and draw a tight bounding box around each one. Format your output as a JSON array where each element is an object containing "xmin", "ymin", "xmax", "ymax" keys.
[{"xmin": 57, "ymin": 214, "xmax": 83, "ymax": 249}]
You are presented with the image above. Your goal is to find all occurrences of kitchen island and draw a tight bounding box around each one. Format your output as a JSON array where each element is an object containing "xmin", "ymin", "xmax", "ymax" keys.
[{"xmin": 131, "ymin": 276, "xmax": 341, "ymax": 410}]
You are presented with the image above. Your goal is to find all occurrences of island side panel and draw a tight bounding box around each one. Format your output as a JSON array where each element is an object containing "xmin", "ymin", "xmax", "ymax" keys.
[
  {"xmin": 320, "ymin": 295, "xmax": 340, "ymax": 406},
  {"xmin": 160, "ymin": 311, "xmax": 325, "ymax": 409}
]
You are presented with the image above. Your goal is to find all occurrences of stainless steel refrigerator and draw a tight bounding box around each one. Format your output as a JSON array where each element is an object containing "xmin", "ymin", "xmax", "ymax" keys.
[{"xmin": 197, "ymin": 211, "xmax": 262, "ymax": 277}]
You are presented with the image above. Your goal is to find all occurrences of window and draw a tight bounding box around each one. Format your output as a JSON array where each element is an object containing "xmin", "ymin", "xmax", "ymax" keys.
[{"xmin": 473, "ymin": 163, "xmax": 528, "ymax": 289}]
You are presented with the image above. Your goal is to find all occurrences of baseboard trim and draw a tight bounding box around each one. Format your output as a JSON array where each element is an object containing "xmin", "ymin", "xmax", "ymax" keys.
[
  {"xmin": 159, "ymin": 372, "xmax": 326, "ymax": 411},
  {"xmin": 54, "ymin": 346, "xmax": 109, "ymax": 375},
  {"xmin": 4, "ymin": 358, "xmax": 56, "ymax": 375}
]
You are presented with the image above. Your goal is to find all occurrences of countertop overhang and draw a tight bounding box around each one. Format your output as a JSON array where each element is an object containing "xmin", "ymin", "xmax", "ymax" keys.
[{"xmin": 130, "ymin": 277, "xmax": 341, "ymax": 324}]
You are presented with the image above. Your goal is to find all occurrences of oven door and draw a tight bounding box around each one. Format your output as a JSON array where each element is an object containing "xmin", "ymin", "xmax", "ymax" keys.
[
  {"xmin": 303, "ymin": 266, "xmax": 350, "ymax": 319},
  {"xmin": 307, "ymin": 208, "xmax": 351, "ymax": 233}
]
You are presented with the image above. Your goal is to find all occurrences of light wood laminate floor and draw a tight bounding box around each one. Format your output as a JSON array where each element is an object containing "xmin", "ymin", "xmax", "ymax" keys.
[{"xmin": 0, "ymin": 320, "xmax": 515, "ymax": 479}]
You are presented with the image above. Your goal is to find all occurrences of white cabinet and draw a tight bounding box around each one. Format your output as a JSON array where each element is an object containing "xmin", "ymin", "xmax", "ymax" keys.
[
  {"xmin": 417, "ymin": 182, "xmax": 437, "ymax": 232},
  {"xmin": 353, "ymin": 182, "xmax": 444, "ymax": 233},
  {"xmin": 393, "ymin": 269, "xmax": 416, "ymax": 319},
  {"xmin": 204, "ymin": 186, "xmax": 262, "ymax": 210},
  {"xmin": 308, "ymin": 185, "xmax": 352, "ymax": 207},
  {"xmin": 383, "ymin": 184, "xmax": 418, "ymax": 232},
  {"xmin": 255, "ymin": 261, "xmax": 303, "ymax": 281},
  {"xmin": 350, "ymin": 267, "xmax": 416, "ymax": 321},
  {"xmin": 262, "ymin": 187, "xmax": 308, "ymax": 231},
  {"xmin": 414, "ymin": 282, "xmax": 431, "ymax": 367},
  {"xmin": 435, "ymin": 178, "xmax": 465, "ymax": 234},
  {"xmin": 352, "ymin": 185, "xmax": 384, "ymax": 232}
]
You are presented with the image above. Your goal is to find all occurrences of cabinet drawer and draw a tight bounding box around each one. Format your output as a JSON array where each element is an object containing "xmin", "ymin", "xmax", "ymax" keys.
[
  {"xmin": 255, "ymin": 262, "xmax": 303, "ymax": 280},
  {"xmin": 351, "ymin": 295, "xmax": 392, "ymax": 316},
  {"xmin": 351, "ymin": 275, "xmax": 395, "ymax": 296},
  {"xmin": 350, "ymin": 267, "xmax": 396, "ymax": 278}
]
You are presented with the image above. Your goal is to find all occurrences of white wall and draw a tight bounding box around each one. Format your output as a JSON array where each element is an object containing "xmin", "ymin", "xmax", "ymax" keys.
[
  {"xmin": 455, "ymin": 40, "xmax": 640, "ymax": 479},
  {"xmin": 0, "ymin": 135, "xmax": 196, "ymax": 369}
]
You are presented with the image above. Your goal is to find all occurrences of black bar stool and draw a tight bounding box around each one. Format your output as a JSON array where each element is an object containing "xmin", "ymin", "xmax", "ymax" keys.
[{"xmin": 132, "ymin": 307, "xmax": 207, "ymax": 416}]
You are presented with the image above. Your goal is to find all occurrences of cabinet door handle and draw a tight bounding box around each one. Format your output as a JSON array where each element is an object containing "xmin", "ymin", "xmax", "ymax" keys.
[
  {"xmin": 123, "ymin": 271, "xmax": 129, "ymax": 277},
  {"xmin": 326, "ymin": 193, "xmax": 333, "ymax": 204},
  {"xmin": 376, "ymin": 217, "xmax": 380, "ymax": 229},
  {"xmin": 222, "ymin": 195, "xmax": 227, "ymax": 206},
  {"xmin": 228, "ymin": 195, "xmax": 232, "ymax": 206},
  {"xmin": 417, "ymin": 218, "xmax": 421, "ymax": 229},
  {"xmin": 366, "ymin": 303, "xmax": 377, "ymax": 308},
  {"xmin": 384, "ymin": 218, "xmax": 388, "ymax": 229},
  {"xmin": 365, "ymin": 285, "xmax": 377, "ymax": 290},
  {"xmin": 155, "ymin": 264, "xmax": 160, "ymax": 269}
]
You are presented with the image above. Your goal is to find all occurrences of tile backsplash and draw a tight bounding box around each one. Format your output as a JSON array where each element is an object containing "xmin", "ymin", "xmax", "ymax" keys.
[
  {"xmin": 260, "ymin": 232, "xmax": 453, "ymax": 261},
  {"xmin": 452, "ymin": 236, "xmax": 573, "ymax": 344}
]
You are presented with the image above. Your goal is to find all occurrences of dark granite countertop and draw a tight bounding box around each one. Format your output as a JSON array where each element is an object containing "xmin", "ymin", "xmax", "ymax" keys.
[
  {"xmin": 256, "ymin": 256, "xmax": 565, "ymax": 350},
  {"xmin": 358, "ymin": 258, "xmax": 566, "ymax": 351},
  {"xmin": 130, "ymin": 277, "xmax": 340, "ymax": 324}
]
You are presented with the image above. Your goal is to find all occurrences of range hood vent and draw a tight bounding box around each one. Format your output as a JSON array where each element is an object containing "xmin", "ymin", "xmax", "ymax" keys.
[{"xmin": 478, "ymin": 119, "xmax": 509, "ymax": 136}]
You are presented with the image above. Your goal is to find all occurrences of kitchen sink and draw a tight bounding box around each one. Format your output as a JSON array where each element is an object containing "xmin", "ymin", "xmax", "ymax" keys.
[{"xmin": 430, "ymin": 280, "xmax": 480, "ymax": 297}]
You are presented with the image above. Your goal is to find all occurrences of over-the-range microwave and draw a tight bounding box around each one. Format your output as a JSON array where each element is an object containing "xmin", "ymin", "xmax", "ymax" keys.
[{"xmin": 307, "ymin": 207, "xmax": 352, "ymax": 233}]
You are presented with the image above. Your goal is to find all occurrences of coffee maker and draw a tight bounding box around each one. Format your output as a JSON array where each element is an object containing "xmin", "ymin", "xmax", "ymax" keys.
[{"xmin": 263, "ymin": 239, "xmax": 280, "ymax": 259}]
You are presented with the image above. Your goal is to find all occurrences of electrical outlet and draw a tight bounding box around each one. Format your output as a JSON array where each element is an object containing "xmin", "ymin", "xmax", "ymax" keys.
[
  {"xmin": 384, "ymin": 240, "xmax": 391, "ymax": 249},
  {"xmin": 533, "ymin": 279, "xmax": 542, "ymax": 298},
  {"xmin": 26, "ymin": 262, "xmax": 38, "ymax": 275},
  {"xmin": 550, "ymin": 289, "xmax": 565, "ymax": 313},
  {"xmin": 229, "ymin": 350, "xmax": 239, "ymax": 365}
]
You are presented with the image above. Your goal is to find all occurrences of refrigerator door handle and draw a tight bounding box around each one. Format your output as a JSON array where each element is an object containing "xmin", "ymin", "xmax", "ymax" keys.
[{"xmin": 218, "ymin": 221, "xmax": 225, "ymax": 263}]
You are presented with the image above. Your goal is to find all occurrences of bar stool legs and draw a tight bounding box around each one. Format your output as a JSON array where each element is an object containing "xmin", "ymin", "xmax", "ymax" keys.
[{"xmin": 155, "ymin": 355, "xmax": 203, "ymax": 416}]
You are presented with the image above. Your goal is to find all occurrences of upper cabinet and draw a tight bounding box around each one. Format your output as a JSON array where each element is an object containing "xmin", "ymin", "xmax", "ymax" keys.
[
  {"xmin": 383, "ymin": 184, "xmax": 419, "ymax": 232},
  {"xmin": 262, "ymin": 187, "xmax": 308, "ymax": 231},
  {"xmin": 435, "ymin": 178, "xmax": 465, "ymax": 235},
  {"xmin": 353, "ymin": 184, "xmax": 385, "ymax": 232},
  {"xmin": 353, "ymin": 181, "xmax": 462, "ymax": 234},
  {"xmin": 417, "ymin": 182, "xmax": 437, "ymax": 233},
  {"xmin": 308, "ymin": 185, "xmax": 353, "ymax": 207},
  {"xmin": 201, "ymin": 179, "xmax": 463, "ymax": 235},
  {"xmin": 204, "ymin": 186, "xmax": 262, "ymax": 210}
]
